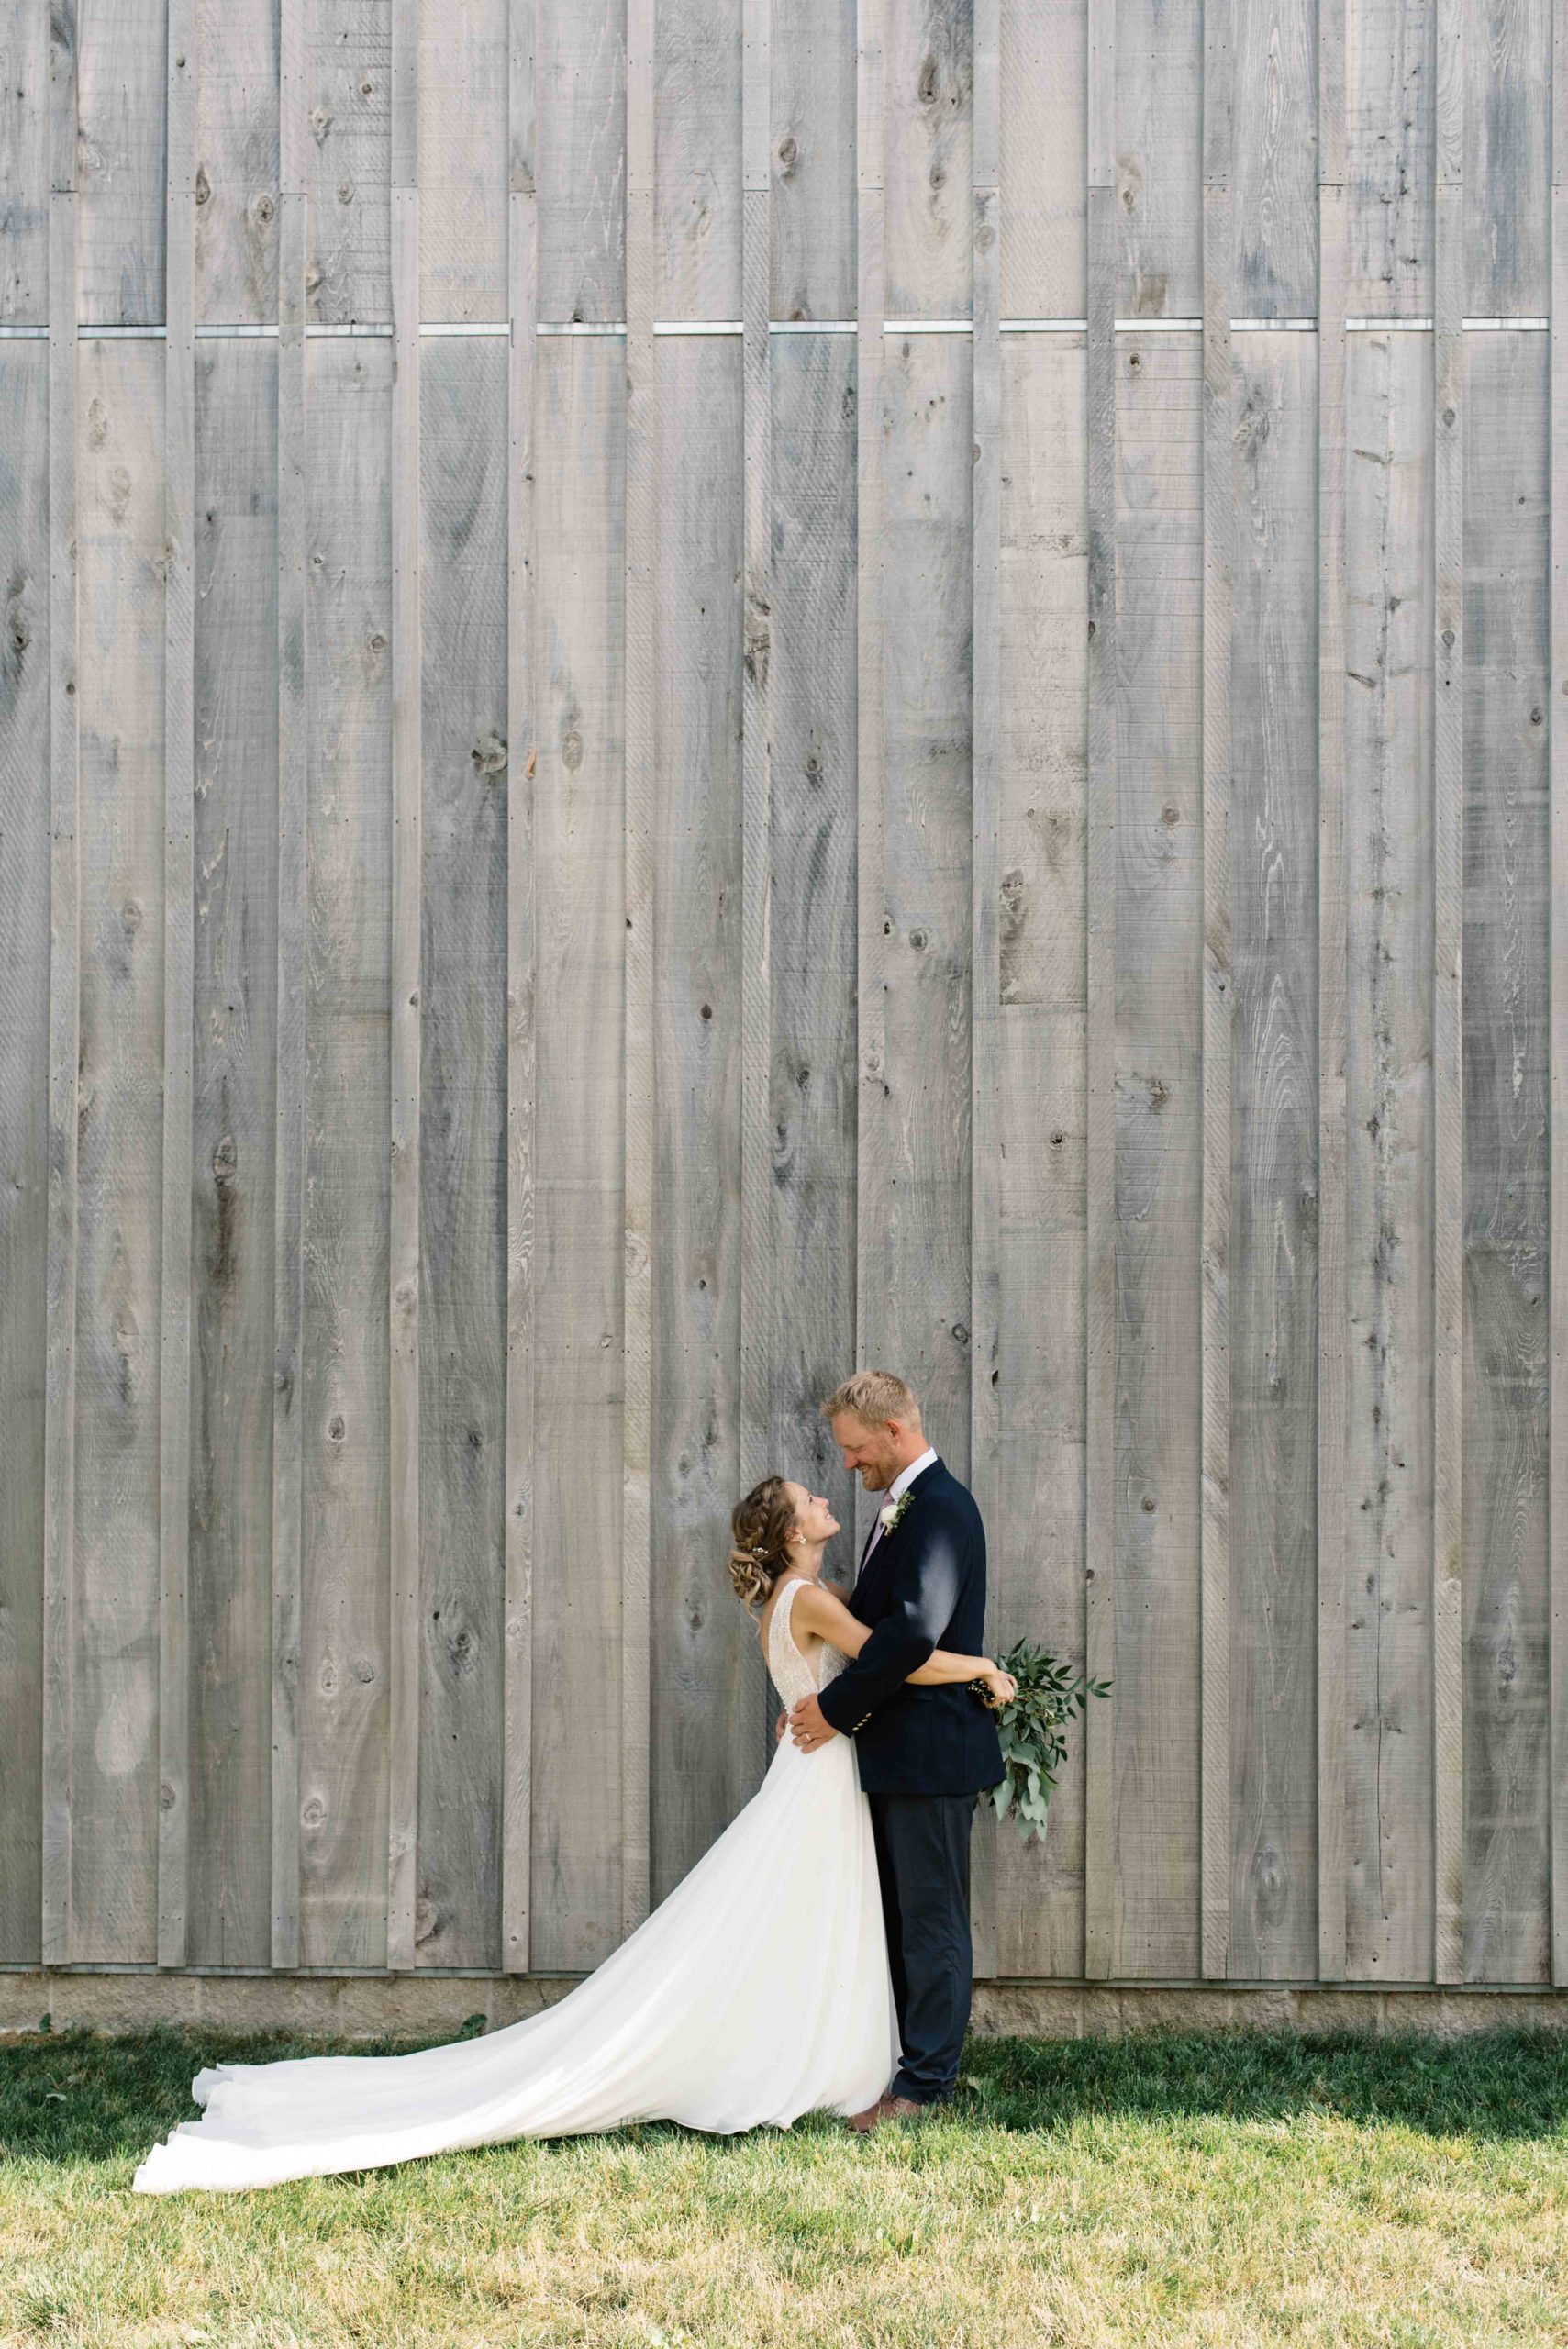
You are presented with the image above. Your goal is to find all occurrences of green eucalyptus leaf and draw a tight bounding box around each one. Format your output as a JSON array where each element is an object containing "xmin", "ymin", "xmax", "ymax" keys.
[{"xmin": 976, "ymin": 1633, "xmax": 1110, "ymax": 1844}]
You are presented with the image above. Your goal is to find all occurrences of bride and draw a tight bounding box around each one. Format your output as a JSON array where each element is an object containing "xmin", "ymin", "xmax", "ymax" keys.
[{"xmin": 132, "ymin": 1474, "xmax": 1015, "ymax": 2192}]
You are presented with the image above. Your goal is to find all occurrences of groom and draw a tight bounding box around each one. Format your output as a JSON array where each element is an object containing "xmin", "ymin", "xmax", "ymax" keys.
[{"xmin": 784, "ymin": 1368, "xmax": 1003, "ymax": 2132}]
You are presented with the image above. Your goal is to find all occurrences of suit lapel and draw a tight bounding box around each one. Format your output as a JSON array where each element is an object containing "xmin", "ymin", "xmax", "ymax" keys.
[{"xmin": 853, "ymin": 1455, "xmax": 943, "ymax": 1605}]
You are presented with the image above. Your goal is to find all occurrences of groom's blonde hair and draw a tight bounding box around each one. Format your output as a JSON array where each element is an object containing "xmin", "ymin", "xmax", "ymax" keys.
[{"xmin": 819, "ymin": 1368, "xmax": 921, "ymax": 1431}]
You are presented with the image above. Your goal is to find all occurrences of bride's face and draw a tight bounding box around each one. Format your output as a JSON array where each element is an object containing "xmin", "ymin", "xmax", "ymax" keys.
[{"xmin": 784, "ymin": 1480, "xmax": 839, "ymax": 1549}]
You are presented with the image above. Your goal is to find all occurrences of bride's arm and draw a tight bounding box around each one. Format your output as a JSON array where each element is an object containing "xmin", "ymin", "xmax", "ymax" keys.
[{"xmin": 792, "ymin": 1580, "xmax": 1001, "ymax": 1689}]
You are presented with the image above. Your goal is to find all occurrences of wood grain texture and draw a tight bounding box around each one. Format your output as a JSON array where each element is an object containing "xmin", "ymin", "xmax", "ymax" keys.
[
  {"xmin": 651, "ymin": 337, "xmax": 749, "ymax": 1900},
  {"xmin": 72, "ymin": 335, "xmax": 166, "ymax": 1961},
  {"xmin": 1118, "ymin": 0, "xmax": 1207, "ymax": 1955},
  {"xmin": 623, "ymin": 0, "xmax": 654, "ymax": 1942},
  {"xmin": 1343, "ymin": 328, "xmax": 1437, "ymax": 1985},
  {"xmin": 1116, "ymin": 0, "xmax": 1202, "ymax": 322},
  {"xmin": 0, "ymin": 0, "xmax": 50, "ymax": 324},
  {"xmin": 1200, "ymin": 22, "xmax": 1235, "ymax": 1992},
  {"xmin": 1464, "ymin": 0, "xmax": 1550, "ymax": 317},
  {"xmin": 658, "ymin": 0, "xmax": 741, "ymax": 320},
  {"xmin": 1343, "ymin": 0, "xmax": 1432, "ymax": 323},
  {"xmin": 187, "ymin": 339, "xmax": 279, "ymax": 1966},
  {"xmin": 77, "ymin": 0, "xmax": 164, "ymax": 324},
  {"xmin": 1082, "ymin": 177, "xmax": 1117, "ymax": 1982},
  {"xmin": 869, "ymin": 328, "xmax": 973, "ymax": 1468},
  {"xmin": 158, "ymin": 0, "xmax": 196, "ymax": 1972},
  {"xmin": 385, "ymin": 101, "xmax": 421, "ymax": 1967},
  {"xmin": 998, "ymin": 0, "xmax": 1083, "ymax": 321},
  {"xmin": 415, "ymin": 336, "xmax": 509, "ymax": 1966},
  {"xmin": 884, "ymin": 0, "xmax": 971, "ymax": 322},
  {"xmin": 1433, "ymin": 83, "xmax": 1465, "ymax": 1982},
  {"xmin": 0, "ymin": 340, "xmax": 50, "ymax": 1959},
  {"xmin": 1462, "ymin": 330, "xmax": 1551, "ymax": 1984},
  {"xmin": 993, "ymin": 333, "xmax": 1088, "ymax": 1980},
  {"xmin": 1317, "ymin": 76, "xmax": 1350, "ymax": 1984},
  {"xmin": 538, "ymin": 0, "xmax": 625, "ymax": 323},
  {"xmin": 529, "ymin": 331, "xmax": 625, "ymax": 1971},
  {"xmin": 1551, "ymin": 0, "xmax": 1568, "ymax": 1990},
  {"xmin": 970, "ymin": 0, "xmax": 1001, "ymax": 1983},
  {"xmin": 1112, "ymin": 326, "xmax": 1204, "ymax": 1978},
  {"xmin": 418, "ymin": 0, "xmax": 507, "ymax": 323},
  {"xmin": 298, "ymin": 339, "xmax": 394, "ymax": 1968},
  {"xmin": 502, "ymin": 0, "xmax": 539, "ymax": 1977},
  {"xmin": 306, "ymin": 0, "xmax": 392, "ymax": 326},
  {"xmin": 771, "ymin": 0, "xmax": 855, "ymax": 321},
  {"xmin": 1228, "ymin": 330, "xmax": 1319, "ymax": 1983},
  {"xmin": 768, "ymin": 328, "xmax": 860, "ymax": 1606},
  {"xmin": 270, "ymin": 0, "xmax": 308, "ymax": 1970},
  {"xmin": 1232, "ymin": 0, "xmax": 1317, "ymax": 317},
  {"xmin": 195, "ymin": 0, "xmax": 279, "ymax": 327},
  {"xmin": 853, "ymin": 0, "xmax": 887, "ymax": 1570},
  {"xmin": 39, "ymin": 47, "xmax": 81, "ymax": 1958},
  {"xmin": 739, "ymin": 0, "xmax": 773, "ymax": 1777}
]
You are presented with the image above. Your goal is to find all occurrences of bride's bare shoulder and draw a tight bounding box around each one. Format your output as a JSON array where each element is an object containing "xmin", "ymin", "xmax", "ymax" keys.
[{"xmin": 786, "ymin": 1575, "xmax": 851, "ymax": 1638}]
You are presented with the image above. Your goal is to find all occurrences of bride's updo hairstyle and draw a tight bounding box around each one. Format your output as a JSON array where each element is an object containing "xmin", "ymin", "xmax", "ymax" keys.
[{"xmin": 727, "ymin": 1475, "xmax": 797, "ymax": 1612}]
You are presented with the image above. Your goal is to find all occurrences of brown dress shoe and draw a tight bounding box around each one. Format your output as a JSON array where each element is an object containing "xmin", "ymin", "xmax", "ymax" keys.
[
  {"xmin": 884, "ymin": 2095, "xmax": 927, "ymax": 2121},
  {"xmin": 845, "ymin": 2090, "xmax": 895, "ymax": 2134}
]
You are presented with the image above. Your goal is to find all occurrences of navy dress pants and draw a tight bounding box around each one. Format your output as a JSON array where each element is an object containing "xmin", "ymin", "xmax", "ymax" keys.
[{"xmin": 866, "ymin": 1788, "xmax": 977, "ymax": 2104}]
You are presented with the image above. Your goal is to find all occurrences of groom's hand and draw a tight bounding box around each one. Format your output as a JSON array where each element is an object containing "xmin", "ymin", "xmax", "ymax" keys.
[{"xmin": 787, "ymin": 1694, "xmax": 840, "ymax": 1752}]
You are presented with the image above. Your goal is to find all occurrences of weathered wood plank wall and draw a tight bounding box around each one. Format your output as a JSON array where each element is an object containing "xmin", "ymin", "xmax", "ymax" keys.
[{"xmin": 3, "ymin": 0, "xmax": 1568, "ymax": 1998}]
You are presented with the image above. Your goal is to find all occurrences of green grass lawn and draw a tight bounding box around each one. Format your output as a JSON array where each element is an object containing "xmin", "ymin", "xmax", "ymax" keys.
[{"xmin": 3, "ymin": 2022, "xmax": 1567, "ymax": 2347}]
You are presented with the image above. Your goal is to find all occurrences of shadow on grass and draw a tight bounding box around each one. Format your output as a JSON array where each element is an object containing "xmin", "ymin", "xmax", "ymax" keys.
[
  {"xmin": 1, "ymin": 2020, "xmax": 1564, "ymax": 2171},
  {"xmin": 956, "ymin": 2023, "xmax": 1568, "ymax": 2143}
]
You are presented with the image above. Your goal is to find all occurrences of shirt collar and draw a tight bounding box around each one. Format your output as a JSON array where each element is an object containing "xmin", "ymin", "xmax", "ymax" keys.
[{"xmin": 887, "ymin": 1444, "xmax": 938, "ymax": 1504}]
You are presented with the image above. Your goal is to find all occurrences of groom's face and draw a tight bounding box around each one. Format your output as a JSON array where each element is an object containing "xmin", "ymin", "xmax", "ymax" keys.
[{"xmin": 830, "ymin": 1410, "xmax": 902, "ymax": 1492}]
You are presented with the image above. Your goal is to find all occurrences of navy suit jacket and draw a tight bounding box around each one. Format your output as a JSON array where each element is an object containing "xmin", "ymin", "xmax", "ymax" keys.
[{"xmin": 815, "ymin": 1455, "xmax": 1005, "ymax": 1797}]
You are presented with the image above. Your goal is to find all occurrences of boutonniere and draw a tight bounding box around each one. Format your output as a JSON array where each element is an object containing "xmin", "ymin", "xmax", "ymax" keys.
[{"xmin": 879, "ymin": 1490, "xmax": 914, "ymax": 1538}]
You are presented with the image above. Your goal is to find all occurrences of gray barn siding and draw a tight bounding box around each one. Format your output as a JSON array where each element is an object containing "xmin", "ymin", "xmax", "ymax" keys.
[
  {"xmin": 766, "ymin": 326, "xmax": 862, "ymax": 1709},
  {"xmin": 651, "ymin": 333, "xmax": 749, "ymax": 1903},
  {"xmin": 1342, "ymin": 328, "xmax": 1436, "ymax": 1984},
  {"xmin": 529, "ymin": 328, "xmax": 626, "ymax": 1969},
  {"xmin": 0, "ymin": 340, "xmax": 50, "ymax": 1961},
  {"xmin": 1113, "ymin": 328, "xmax": 1204, "ymax": 1980},
  {"xmin": 1228, "ymin": 331, "xmax": 1320, "ymax": 1981},
  {"xmin": 415, "ymin": 334, "xmax": 510, "ymax": 1966},
  {"xmin": 298, "ymin": 338, "xmax": 395, "ymax": 1969},
  {"xmin": 1462, "ymin": 330, "xmax": 1551, "ymax": 1984},
  {"xmin": 71, "ymin": 337, "xmax": 166, "ymax": 1964},
  {"xmin": 189, "ymin": 340, "xmax": 281, "ymax": 1966},
  {"xmin": 4, "ymin": 0, "xmax": 1568, "ymax": 1998},
  {"xmin": 993, "ymin": 329, "xmax": 1088, "ymax": 1981}
]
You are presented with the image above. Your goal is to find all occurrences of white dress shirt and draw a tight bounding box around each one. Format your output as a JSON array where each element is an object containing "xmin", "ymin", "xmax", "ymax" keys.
[{"xmin": 858, "ymin": 1443, "xmax": 938, "ymax": 1580}]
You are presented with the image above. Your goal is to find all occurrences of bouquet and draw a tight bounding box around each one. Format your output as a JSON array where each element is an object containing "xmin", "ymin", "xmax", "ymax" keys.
[{"xmin": 973, "ymin": 1639, "xmax": 1110, "ymax": 1844}]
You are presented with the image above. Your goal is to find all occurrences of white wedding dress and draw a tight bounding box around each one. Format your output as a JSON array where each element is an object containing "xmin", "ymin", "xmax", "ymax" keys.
[{"xmin": 132, "ymin": 1576, "xmax": 898, "ymax": 2192}]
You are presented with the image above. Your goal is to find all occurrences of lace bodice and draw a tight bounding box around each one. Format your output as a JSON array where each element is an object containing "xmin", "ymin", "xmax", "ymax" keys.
[{"xmin": 766, "ymin": 1576, "xmax": 849, "ymax": 1710}]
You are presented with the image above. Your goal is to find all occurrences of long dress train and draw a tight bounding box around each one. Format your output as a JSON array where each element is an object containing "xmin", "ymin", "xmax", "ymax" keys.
[{"xmin": 132, "ymin": 1576, "xmax": 898, "ymax": 2191}]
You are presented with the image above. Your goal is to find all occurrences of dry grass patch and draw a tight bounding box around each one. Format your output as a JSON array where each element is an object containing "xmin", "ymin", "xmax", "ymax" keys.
[{"xmin": 1, "ymin": 2024, "xmax": 1566, "ymax": 2346}]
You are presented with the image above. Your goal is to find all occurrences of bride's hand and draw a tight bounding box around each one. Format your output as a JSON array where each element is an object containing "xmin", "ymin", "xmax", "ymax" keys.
[{"xmin": 977, "ymin": 1666, "xmax": 1016, "ymax": 1709}]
